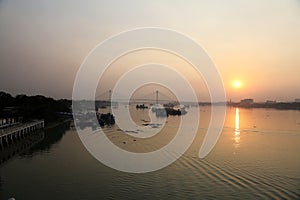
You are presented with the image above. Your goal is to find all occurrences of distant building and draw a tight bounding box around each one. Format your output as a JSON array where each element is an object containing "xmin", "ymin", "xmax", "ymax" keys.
[
  {"xmin": 240, "ymin": 99, "xmax": 254, "ymax": 106},
  {"xmin": 266, "ymin": 100, "xmax": 276, "ymax": 104},
  {"xmin": 295, "ymin": 99, "xmax": 300, "ymax": 103}
]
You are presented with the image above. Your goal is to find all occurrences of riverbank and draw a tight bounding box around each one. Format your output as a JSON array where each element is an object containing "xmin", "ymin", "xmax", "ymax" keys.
[
  {"xmin": 228, "ymin": 102, "xmax": 300, "ymax": 110},
  {"xmin": 197, "ymin": 102, "xmax": 300, "ymax": 110}
]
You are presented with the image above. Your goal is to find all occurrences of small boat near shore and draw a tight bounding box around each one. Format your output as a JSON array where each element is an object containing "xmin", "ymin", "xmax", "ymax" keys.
[{"xmin": 136, "ymin": 104, "xmax": 149, "ymax": 109}]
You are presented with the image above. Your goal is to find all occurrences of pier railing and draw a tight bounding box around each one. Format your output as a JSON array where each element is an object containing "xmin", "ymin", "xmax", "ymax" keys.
[{"xmin": 0, "ymin": 120, "xmax": 44, "ymax": 148}]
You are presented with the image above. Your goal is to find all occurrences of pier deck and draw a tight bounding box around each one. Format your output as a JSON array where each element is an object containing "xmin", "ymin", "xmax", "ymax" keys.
[{"xmin": 0, "ymin": 120, "xmax": 44, "ymax": 148}]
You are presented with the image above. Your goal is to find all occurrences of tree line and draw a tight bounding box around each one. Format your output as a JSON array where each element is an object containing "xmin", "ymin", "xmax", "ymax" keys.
[{"xmin": 0, "ymin": 91, "xmax": 71, "ymax": 123}]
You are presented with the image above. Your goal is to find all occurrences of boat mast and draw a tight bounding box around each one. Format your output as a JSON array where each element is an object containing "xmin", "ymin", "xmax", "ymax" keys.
[
  {"xmin": 109, "ymin": 90, "xmax": 112, "ymax": 101},
  {"xmin": 156, "ymin": 90, "xmax": 158, "ymax": 105}
]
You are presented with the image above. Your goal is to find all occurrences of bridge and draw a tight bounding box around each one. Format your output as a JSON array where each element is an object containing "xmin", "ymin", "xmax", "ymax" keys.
[{"xmin": 96, "ymin": 90, "xmax": 177, "ymax": 104}]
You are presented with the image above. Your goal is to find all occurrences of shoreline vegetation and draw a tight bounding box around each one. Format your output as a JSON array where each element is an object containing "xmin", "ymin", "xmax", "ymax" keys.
[{"xmin": 0, "ymin": 91, "xmax": 71, "ymax": 125}]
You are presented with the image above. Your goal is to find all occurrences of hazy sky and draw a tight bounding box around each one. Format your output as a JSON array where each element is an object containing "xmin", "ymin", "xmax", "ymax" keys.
[{"xmin": 0, "ymin": 0, "xmax": 299, "ymax": 101}]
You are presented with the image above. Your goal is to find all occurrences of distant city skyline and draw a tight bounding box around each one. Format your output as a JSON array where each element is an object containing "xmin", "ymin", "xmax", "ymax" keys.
[{"xmin": 0, "ymin": 0, "xmax": 299, "ymax": 102}]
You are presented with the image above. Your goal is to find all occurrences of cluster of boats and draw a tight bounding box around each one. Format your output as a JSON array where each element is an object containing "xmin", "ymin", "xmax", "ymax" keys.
[
  {"xmin": 74, "ymin": 102, "xmax": 187, "ymax": 130},
  {"xmin": 97, "ymin": 112, "xmax": 115, "ymax": 127},
  {"xmin": 151, "ymin": 104, "xmax": 187, "ymax": 117},
  {"xmin": 74, "ymin": 111, "xmax": 115, "ymax": 129},
  {"xmin": 134, "ymin": 103, "xmax": 188, "ymax": 117},
  {"xmin": 136, "ymin": 104, "xmax": 149, "ymax": 109}
]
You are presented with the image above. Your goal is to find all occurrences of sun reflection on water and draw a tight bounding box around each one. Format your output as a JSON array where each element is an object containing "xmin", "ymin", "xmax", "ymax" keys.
[{"xmin": 234, "ymin": 108, "xmax": 240, "ymax": 147}]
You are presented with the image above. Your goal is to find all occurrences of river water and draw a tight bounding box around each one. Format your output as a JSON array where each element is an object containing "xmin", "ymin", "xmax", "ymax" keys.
[{"xmin": 0, "ymin": 106, "xmax": 299, "ymax": 200}]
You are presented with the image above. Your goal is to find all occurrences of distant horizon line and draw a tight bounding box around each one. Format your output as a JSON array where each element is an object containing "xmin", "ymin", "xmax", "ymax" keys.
[{"xmin": 1, "ymin": 91, "xmax": 299, "ymax": 103}]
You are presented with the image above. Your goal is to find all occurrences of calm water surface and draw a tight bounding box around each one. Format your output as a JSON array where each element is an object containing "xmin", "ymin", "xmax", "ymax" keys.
[{"xmin": 0, "ymin": 106, "xmax": 299, "ymax": 200}]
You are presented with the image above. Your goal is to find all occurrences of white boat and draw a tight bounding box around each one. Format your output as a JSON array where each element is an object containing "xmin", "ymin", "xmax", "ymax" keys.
[{"xmin": 151, "ymin": 104, "xmax": 164, "ymax": 112}]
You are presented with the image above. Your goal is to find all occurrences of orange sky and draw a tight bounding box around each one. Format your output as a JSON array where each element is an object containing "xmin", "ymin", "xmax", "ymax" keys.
[{"xmin": 0, "ymin": 0, "xmax": 299, "ymax": 102}]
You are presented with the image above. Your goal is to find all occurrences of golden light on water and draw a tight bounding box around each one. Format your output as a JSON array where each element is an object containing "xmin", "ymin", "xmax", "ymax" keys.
[
  {"xmin": 234, "ymin": 108, "xmax": 240, "ymax": 147},
  {"xmin": 235, "ymin": 108, "xmax": 240, "ymax": 134}
]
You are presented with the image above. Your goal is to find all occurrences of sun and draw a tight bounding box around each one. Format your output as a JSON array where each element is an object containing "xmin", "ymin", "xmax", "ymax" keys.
[{"xmin": 233, "ymin": 81, "xmax": 242, "ymax": 89}]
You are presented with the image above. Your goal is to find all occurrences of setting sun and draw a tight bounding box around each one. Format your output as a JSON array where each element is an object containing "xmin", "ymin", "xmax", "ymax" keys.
[{"xmin": 233, "ymin": 81, "xmax": 242, "ymax": 89}]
